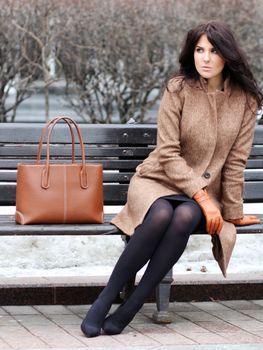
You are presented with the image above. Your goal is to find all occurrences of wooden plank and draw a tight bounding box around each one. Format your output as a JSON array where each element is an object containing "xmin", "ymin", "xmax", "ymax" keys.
[
  {"xmin": 250, "ymin": 146, "xmax": 263, "ymax": 156},
  {"xmin": 2, "ymin": 169, "xmax": 262, "ymax": 183},
  {"xmin": 0, "ymin": 214, "xmax": 262, "ymax": 236},
  {"xmin": 0, "ymin": 171, "xmax": 134, "ymax": 183},
  {"xmin": 1, "ymin": 157, "xmax": 262, "ymax": 170},
  {"xmin": 0, "ymin": 159, "xmax": 141, "ymax": 170},
  {"xmin": 244, "ymin": 171, "xmax": 263, "ymax": 181},
  {"xmin": 0, "ymin": 145, "xmax": 154, "ymax": 157},
  {"xmin": 246, "ymin": 159, "xmax": 263, "ymax": 168},
  {"xmin": 0, "ymin": 214, "xmax": 120, "ymax": 235},
  {"xmin": 244, "ymin": 182, "xmax": 263, "ymax": 201},
  {"xmin": 1, "ymin": 170, "xmax": 262, "ymax": 183},
  {"xmin": 1, "ymin": 181, "xmax": 262, "ymax": 205},
  {"xmin": 1, "ymin": 144, "xmax": 261, "ymax": 160},
  {"xmin": 0, "ymin": 172, "xmax": 17, "ymax": 182},
  {"xmin": 0, "ymin": 183, "xmax": 128, "ymax": 205},
  {"xmin": 0, "ymin": 213, "xmax": 116, "ymax": 224},
  {"xmin": 0, "ymin": 124, "xmax": 157, "ymax": 144},
  {"xmin": 0, "ymin": 123, "xmax": 262, "ymax": 145},
  {"xmin": 253, "ymin": 125, "xmax": 263, "ymax": 144}
]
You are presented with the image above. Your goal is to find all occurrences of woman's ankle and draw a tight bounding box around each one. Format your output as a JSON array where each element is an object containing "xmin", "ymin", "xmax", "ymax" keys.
[
  {"xmin": 102, "ymin": 302, "xmax": 143, "ymax": 335},
  {"xmin": 80, "ymin": 298, "xmax": 112, "ymax": 337}
]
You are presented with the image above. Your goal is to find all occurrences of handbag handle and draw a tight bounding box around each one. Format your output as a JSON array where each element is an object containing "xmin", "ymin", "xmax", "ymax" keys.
[
  {"xmin": 41, "ymin": 116, "xmax": 88, "ymax": 189},
  {"xmin": 37, "ymin": 116, "xmax": 76, "ymax": 163}
]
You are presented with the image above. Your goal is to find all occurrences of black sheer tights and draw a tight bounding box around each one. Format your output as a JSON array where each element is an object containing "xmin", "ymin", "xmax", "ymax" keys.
[{"xmin": 81, "ymin": 198, "xmax": 203, "ymax": 337}]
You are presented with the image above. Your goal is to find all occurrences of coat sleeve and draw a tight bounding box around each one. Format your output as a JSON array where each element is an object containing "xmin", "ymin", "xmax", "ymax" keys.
[
  {"xmin": 157, "ymin": 84, "xmax": 208, "ymax": 198},
  {"xmin": 221, "ymin": 97, "xmax": 258, "ymax": 220}
]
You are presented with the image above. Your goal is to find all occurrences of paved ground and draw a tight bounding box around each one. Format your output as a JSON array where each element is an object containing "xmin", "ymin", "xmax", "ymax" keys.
[{"xmin": 0, "ymin": 300, "xmax": 263, "ymax": 349}]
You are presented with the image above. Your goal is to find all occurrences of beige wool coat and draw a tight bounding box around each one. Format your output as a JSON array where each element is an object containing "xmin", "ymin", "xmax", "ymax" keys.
[{"xmin": 111, "ymin": 76, "xmax": 258, "ymax": 277}]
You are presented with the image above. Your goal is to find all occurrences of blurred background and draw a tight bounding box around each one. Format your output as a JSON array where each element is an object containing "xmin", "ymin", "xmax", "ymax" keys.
[{"xmin": 0, "ymin": 0, "xmax": 262, "ymax": 124}]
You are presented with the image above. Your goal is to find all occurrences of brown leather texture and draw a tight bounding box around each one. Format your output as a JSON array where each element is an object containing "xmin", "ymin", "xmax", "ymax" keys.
[{"xmin": 15, "ymin": 116, "xmax": 104, "ymax": 225}]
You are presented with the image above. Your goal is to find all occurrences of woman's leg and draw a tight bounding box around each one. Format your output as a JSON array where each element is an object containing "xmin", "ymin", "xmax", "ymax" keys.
[
  {"xmin": 103, "ymin": 201, "xmax": 203, "ymax": 335},
  {"xmin": 81, "ymin": 198, "xmax": 174, "ymax": 337}
]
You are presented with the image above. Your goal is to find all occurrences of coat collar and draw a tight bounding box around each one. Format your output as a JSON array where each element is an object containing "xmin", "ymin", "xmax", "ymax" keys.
[{"xmin": 191, "ymin": 76, "xmax": 232, "ymax": 96}]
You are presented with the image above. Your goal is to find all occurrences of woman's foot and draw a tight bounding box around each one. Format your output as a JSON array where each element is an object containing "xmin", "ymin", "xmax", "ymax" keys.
[
  {"xmin": 102, "ymin": 302, "xmax": 142, "ymax": 335},
  {"xmin": 81, "ymin": 298, "xmax": 111, "ymax": 337}
]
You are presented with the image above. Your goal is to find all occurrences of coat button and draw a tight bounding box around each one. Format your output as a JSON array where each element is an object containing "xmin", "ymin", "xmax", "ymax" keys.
[{"xmin": 203, "ymin": 172, "xmax": 211, "ymax": 179}]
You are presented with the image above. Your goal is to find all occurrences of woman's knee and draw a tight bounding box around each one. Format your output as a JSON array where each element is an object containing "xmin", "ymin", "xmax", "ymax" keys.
[
  {"xmin": 172, "ymin": 202, "xmax": 203, "ymax": 231},
  {"xmin": 147, "ymin": 198, "xmax": 174, "ymax": 227}
]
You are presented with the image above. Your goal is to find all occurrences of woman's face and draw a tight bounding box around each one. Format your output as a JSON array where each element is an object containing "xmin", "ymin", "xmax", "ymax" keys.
[{"xmin": 194, "ymin": 34, "xmax": 225, "ymax": 83}]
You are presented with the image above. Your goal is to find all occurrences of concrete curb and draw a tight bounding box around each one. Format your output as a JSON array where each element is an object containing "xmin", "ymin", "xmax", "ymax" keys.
[{"xmin": 0, "ymin": 273, "xmax": 262, "ymax": 305}]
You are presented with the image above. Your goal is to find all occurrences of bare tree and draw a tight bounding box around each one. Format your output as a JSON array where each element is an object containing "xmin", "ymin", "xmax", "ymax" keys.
[
  {"xmin": 12, "ymin": 0, "xmax": 68, "ymax": 121},
  {"xmin": 59, "ymin": 0, "xmax": 181, "ymax": 123},
  {"xmin": 0, "ymin": 0, "xmax": 40, "ymax": 122},
  {"xmin": 60, "ymin": 0, "xmax": 262, "ymax": 124},
  {"xmin": 2, "ymin": 0, "xmax": 262, "ymax": 123}
]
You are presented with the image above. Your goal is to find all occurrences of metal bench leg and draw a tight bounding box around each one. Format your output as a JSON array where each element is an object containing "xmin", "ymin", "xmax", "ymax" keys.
[{"xmin": 152, "ymin": 268, "xmax": 173, "ymax": 324}]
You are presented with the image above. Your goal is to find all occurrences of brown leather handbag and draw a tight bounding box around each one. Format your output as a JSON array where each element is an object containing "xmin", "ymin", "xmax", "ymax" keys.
[{"xmin": 15, "ymin": 116, "xmax": 104, "ymax": 225}]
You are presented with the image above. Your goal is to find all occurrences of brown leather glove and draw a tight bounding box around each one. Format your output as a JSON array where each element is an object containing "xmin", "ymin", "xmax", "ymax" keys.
[
  {"xmin": 193, "ymin": 189, "xmax": 224, "ymax": 235},
  {"xmin": 228, "ymin": 215, "xmax": 260, "ymax": 226}
]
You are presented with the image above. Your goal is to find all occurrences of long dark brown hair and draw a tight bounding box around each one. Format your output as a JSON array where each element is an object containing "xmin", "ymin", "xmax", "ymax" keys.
[{"xmin": 175, "ymin": 21, "xmax": 263, "ymax": 108}]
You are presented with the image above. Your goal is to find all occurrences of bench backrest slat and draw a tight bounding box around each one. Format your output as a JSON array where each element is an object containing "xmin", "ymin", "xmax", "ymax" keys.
[
  {"xmin": 1, "ymin": 181, "xmax": 262, "ymax": 206},
  {"xmin": 0, "ymin": 159, "xmax": 142, "ymax": 170},
  {"xmin": 1, "ymin": 169, "xmax": 261, "ymax": 183},
  {"xmin": 0, "ymin": 124, "xmax": 157, "ymax": 144},
  {"xmin": 0, "ymin": 171, "xmax": 134, "ymax": 183},
  {"xmin": 0, "ymin": 146, "xmax": 154, "ymax": 158}
]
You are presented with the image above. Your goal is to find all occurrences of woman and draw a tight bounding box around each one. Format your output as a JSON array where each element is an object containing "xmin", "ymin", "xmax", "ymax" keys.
[{"xmin": 81, "ymin": 21, "xmax": 262, "ymax": 337}]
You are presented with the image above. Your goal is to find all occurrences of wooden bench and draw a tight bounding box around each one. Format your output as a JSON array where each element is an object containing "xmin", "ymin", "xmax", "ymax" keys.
[{"xmin": 0, "ymin": 123, "xmax": 263, "ymax": 323}]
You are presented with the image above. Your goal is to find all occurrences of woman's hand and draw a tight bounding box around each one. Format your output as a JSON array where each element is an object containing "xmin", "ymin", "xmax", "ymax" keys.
[
  {"xmin": 228, "ymin": 215, "xmax": 260, "ymax": 226},
  {"xmin": 193, "ymin": 189, "xmax": 223, "ymax": 235}
]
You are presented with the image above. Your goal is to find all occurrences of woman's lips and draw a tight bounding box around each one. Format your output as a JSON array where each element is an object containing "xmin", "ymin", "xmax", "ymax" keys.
[{"xmin": 202, "ymin": 66, "xmax": 212, "ymax": 70}]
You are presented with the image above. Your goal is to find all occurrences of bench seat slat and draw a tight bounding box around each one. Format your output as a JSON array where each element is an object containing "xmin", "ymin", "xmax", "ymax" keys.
[
  {"xmin": 0, "ymin": 214, "xmax": 118, "ymax": 235},
  {"xmin": 0, "ymin": 214, "xmax": 262, "ymax": 236}
]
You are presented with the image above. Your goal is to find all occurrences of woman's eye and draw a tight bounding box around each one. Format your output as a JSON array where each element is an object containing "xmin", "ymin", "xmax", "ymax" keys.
[
  {"xmin": 211, "ymin": 48, "xmax": 217, "ymax": 54},
  {"xmin": 196, "ymin": 48, "xmax": 203, "ymax": 53}
]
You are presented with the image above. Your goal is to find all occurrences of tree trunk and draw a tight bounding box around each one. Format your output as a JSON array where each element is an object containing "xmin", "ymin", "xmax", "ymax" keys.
[{"xmin": 44, "ymin": 82, "xmax": 49, "ymax": 122}]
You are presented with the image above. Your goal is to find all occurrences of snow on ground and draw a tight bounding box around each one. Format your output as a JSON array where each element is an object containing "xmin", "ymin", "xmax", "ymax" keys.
[{"xmin": 0, "ymin": 204, "xmax": 262, "ymax": 277}]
